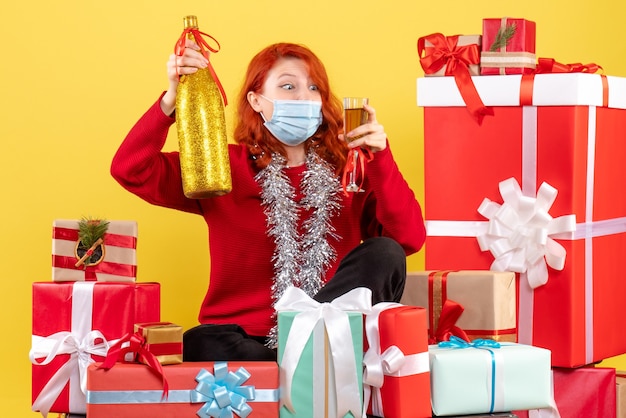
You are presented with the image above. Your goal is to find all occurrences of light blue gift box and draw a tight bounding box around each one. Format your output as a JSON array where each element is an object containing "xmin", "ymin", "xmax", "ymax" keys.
[
  {"xmin": 278, "ymin": 311, "xmax": 363, "ymax": 418},
  {"xmin": 429, "ymin": 340, "xmax": 552, "ymax": 416}
]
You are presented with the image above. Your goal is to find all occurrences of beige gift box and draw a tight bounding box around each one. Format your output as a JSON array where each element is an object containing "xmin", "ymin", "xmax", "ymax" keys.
[
  {"xmin": 400, "ymin": 270, "xmax": 516, "ymax": 342},
  {"xmin": 52, "ymin": 219, "xmax": 138, "ymax": 282}
]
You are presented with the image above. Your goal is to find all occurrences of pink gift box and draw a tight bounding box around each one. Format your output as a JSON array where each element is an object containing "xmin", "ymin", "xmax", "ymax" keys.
[
  {"xmin": 86, "ymin": 361, "xmax": 279, "ymax": 417},
  {"xmin": 30, "ymin": 281, "xmax": 160, "ymax": 415}
]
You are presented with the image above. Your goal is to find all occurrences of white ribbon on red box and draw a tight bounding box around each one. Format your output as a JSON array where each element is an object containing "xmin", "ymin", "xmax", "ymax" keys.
[
  {"xmin": 30, "ymin": 282, "xmax": 118, "ymax": 416},
  {"xmin": 426, "ymin": 106, "xmax": 626, "ymax": 364},
  {"xmin": 362, "ymin": 302, "xmax": 429, "ymax": 418}
]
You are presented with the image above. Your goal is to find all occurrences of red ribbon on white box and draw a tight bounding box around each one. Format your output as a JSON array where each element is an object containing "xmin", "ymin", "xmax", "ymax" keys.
[
  {"xmin": 30, "ymin": 282, "xmax": 118, "ymax": 417},
  {"xmin": 425, "ymin": 105, "xmax": 626, "ymax": 364},
  {"xmin": 362, "ymin": 302, "xmax": 429, "ymax": 418}
]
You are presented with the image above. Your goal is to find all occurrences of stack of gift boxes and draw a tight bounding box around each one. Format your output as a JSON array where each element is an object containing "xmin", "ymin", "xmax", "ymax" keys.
[
  {"xmin": 30, "ymin": 219, "xmax": 281, "ymax": 418},
  {"xmin": 28, "ymin": 17, "xmax": 626, "ymax": 418},
  {"xmin": 414, "ymin": 16, "xmax": 626, "ymax": 417}
]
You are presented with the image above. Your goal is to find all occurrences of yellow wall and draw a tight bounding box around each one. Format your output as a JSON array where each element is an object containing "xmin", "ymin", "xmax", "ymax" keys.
[{"xmin": 2, "ymin": 0, "xmax": 625, "ymax": 415}]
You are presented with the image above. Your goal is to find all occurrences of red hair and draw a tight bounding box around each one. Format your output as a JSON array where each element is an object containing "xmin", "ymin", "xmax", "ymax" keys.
[{"xmin": 233, "ymin": 43, "xmax": 347, "ymax": 174}]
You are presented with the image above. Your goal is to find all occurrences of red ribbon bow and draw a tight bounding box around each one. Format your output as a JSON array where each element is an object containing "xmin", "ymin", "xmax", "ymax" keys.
[
  {"xmin": 429, "ymin": 299, "xmax": 470, "ymax": 344},
  {"xmin": 418, "ymin": 33, "xmax": 494, "ymax": 124},
  {"xmin": 535, "ymin": 58, "xmax": 603, "ymax": 74},
  {"xmin": 520, "ymin": 58, "xmax": 607, "ymax": 107},
  {"xmin": 99, "ymin": 332, "xmax": 169, "ymax": 399},
  {"xmin": 175, "ymin": 28, "xmax": 228, "ymax": 106}
]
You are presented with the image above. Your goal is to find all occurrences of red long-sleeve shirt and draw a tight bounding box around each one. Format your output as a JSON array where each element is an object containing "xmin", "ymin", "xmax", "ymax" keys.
[{"xmin": 111, "ymin": 95, "xmax": 426, "ymax": 337}]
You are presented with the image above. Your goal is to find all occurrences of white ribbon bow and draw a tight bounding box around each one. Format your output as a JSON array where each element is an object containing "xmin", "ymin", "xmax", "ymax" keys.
[
  {"xmin": 477, "ymin": 177, "xmax": 577, "ymax": 289},
  {"xmin": 275, "ymin": 286, "xmax": 372, "ymax": 417},
  {"xmin": 362, "ymin": 302, "xmax": 430, "ymax": 418},
  {"xmin": 30, "ymin": 330, "xmax": 112, "ymax": 417}
]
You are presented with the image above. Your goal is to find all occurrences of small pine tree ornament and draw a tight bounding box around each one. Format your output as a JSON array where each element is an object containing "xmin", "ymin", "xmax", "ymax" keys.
[
  {"xmin": 74, "ymin": 217, "xmax": 110, "ymax": 268},
  {"xmin": 489, "ymin": 23, "xmax": 517, "ymax": 51}
]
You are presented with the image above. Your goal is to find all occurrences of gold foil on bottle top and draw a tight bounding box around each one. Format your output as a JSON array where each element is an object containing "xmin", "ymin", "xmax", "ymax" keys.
[{"xmin": 183, "ymin": 15, "xmax": 198, "ymax": 29}]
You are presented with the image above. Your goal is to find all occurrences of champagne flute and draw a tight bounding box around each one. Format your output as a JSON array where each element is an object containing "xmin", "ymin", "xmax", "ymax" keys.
[{"xmin": 343, "ymin": 97, "xmax": 369, "ymax": 192}]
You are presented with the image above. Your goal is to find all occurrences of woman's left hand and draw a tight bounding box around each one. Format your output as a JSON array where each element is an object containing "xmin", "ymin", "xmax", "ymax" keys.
[{"xmin": 340, "ymin": 103, "xmax": 387, "ymax": 153}]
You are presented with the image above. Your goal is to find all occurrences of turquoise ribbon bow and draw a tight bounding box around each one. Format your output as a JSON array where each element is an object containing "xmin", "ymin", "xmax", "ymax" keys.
[
  {"xmin": 191, "ymin": 362, "xmax": 255, "ymax": 418},
  {"xmin": 438, "ymin": 336, "xmax": 501, "ymax": 412},
  {"xmin": 438, "ymin": 335, "xmax": 501, "ymax": 349}
]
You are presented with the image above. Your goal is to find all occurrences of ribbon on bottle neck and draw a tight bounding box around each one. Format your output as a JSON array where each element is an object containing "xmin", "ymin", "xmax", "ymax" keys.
[
  {"xmin": 341, "ymin": 147, "xmax": 373, "ymax": 195},
  {"xmin": 191, "ymin": 363, "xmax": 255, "ymax": 418},
  {"xmin": 175, "ymin": 28, "xmax": 228, "ymax": 106},
  {"xmin": 275, "ymin": 286, "xmax": 372, "ymax": 417},
  {"xmin": 99, "ymin": 332, "xmax": 169, "ymax": 400},
  {"xmin": 418, "ymin": 33, "xmax": 494, "ymax": 124}
]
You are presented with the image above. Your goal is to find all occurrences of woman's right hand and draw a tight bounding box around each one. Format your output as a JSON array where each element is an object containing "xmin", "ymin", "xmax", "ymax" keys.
[{"xmin": 160, "ymin": 39, "xmax": 210, "ymax": 116}]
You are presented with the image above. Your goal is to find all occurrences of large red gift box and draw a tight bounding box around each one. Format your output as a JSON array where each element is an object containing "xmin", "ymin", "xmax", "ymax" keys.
[
  {"xmin": 363, "ymin": 303, "xmax": 430, "ymax": 418},
  {"xmin": 480, "ymin": 18, "xmax": 536, "ymax": 75},
  {"xmin": 30, "ymin": 281, "xmax": 160, "ymax": 415},
  {"xmin": 52, "ymin": 219, "xmax": 138, "ymax": 282},
  {"xmin": 86, "ymin": 361, "xmax": 279, "ymax": 417},
  {"xmin": 417, "ymin": 73, "xmax": 626, "ymax": 367},
  {"xmin": 515, "ymin": 367, "xmax": 616, "ymax": 418}
]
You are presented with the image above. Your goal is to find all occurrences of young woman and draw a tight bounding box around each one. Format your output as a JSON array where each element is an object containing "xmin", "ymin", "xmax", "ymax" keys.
[{"xmin": 111, "ymin": 42, "xmax": 426, "ymax": 361}]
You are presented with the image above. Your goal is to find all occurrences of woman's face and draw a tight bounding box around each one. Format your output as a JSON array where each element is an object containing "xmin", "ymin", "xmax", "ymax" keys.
[{"xmin": 248, "ymin": 57, "xmax": 322, "ymax": 119}]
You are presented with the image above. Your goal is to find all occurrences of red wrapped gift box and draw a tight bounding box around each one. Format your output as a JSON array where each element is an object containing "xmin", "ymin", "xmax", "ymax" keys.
[
  {"xmin": 86, "ymin": 361, "xmax": 279, "ymax": 417},
  {"xmin": 481, "ymin": 18, "xmax": 536, "ymax": 75},
  {"xmin": 515, "ymin": 367, "xmax": 616, "ymax": 418},
  {"xmin": 417, "ymin": 73, "xmax": 626, "ymax": 367},
  {"xmin": 30, "ymin": 281, "xmax": 160, "ymax": 415},
  {"xmin": 363, "ymin": 303, "xmax": 430, "ymax": 418},
  {"xmin": 52, "ymin": 219, "xmax": 138, "ymax": 282}
]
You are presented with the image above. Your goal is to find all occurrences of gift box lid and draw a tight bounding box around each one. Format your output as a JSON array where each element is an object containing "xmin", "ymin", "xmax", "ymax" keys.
[{"xmin": 417, "ymin": 74, "xmax": 626, "ymax": 109}]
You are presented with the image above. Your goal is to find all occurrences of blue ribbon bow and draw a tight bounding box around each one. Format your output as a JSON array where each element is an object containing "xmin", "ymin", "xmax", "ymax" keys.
[
  {"xmin": 190, "ymin": 362, "xmax": 255, "ymax": 418},
  {"xmin": 438, "ymin": 335, "xmax": 501, "ymax": 349}
]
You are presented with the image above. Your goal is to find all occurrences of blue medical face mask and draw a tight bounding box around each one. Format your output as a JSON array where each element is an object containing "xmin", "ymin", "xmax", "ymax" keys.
[{"xmin": 259, "ymin": 95, "xmax": 323, "ymax": 146}]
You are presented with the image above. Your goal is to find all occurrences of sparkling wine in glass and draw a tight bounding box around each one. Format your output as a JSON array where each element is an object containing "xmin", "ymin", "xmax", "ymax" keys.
[{"xmin": 343, "ymin": 97, "xmax": 369, "ymax": 192}]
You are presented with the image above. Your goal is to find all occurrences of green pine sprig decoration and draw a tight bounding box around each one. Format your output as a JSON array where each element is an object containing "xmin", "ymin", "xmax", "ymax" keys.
[
  {"xmin": 489, "ymin": 23, "xmax": 517, "ymax": 52},
  {"xmin": 77, "ymin": 217, "xmax": 110, "ymax": 249}
]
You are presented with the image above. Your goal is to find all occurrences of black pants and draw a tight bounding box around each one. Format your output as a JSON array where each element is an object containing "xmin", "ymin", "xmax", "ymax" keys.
[{"xmin": 183, "ymin": 236, "xmax": 407, "ymax": 361}]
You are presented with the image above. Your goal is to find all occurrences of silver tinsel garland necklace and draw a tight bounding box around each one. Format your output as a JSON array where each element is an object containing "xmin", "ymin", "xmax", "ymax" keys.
[{"xmin": 255, "ymin": 150, "xmax": 342, "ymax": 344}]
